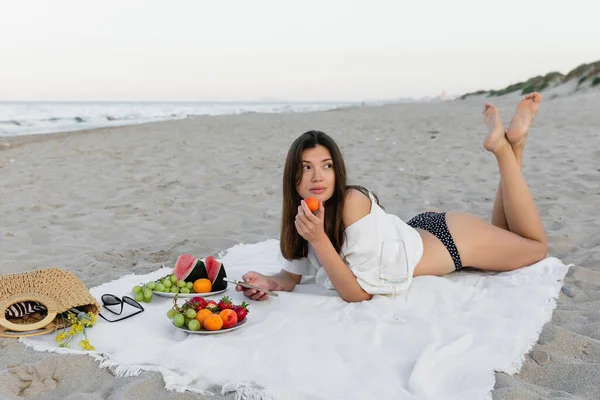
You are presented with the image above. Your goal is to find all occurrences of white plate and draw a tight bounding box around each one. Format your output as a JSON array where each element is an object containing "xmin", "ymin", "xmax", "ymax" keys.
[
  {"xmin": 172, "ymin": 318, "xmax": 247, "ymax": 334},
  {"xmin": 153, "ymin": 287, "xmax": 228, "ymax": 298}
]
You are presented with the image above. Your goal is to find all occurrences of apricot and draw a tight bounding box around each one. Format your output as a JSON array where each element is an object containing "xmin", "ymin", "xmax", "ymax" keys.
[
  {"xmin": 305, "ymin": 197, "xmax": 319, "ymax": 212},
  {"xmin": 203, "ymin": 314, "xmax": 224, "ymax": 331}
]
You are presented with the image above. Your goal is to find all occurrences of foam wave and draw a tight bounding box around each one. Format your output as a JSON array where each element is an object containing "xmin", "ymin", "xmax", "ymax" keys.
[
  {"xmin": 0, "ymin": 102, "xmax": 357, "ymax": 137},
  {"xmin": 0, "ymin": 120, "xmax": 23, "ymax": 126}
]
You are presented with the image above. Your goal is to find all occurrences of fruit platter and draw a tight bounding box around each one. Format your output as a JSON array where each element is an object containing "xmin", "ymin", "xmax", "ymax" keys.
[
  {"xmin": 131, "ymin": 254, "xmax": 228, "ymax": 302},
  {"xmin": 167, "ymin": 295, "xmax": 249, "ymax": 334}
]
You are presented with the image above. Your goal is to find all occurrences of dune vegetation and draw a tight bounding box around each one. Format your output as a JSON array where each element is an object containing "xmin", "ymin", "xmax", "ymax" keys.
[{"xmin": 460, "ymin": 60, "xmax": 600, "ymax": 100}]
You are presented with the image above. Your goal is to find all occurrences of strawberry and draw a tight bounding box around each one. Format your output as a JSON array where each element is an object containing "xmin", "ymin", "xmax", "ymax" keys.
[
  {"xmin": 217, "ymin": 296, "xmax": 234, "ymax": 311},
  {"xmin": 205, "ymin": 300, "xmax": 217, "ymax": 307},
  {"xmin": 233, "ymin": 302, "xmax": 249, "ymax": 322},
  {"xmin": 206, "ymin": 304, "xmax": 219, "ymax": 313},
  {"xmin": 205, "ymin": 300, "xmax": 219, "ymax": 313}
]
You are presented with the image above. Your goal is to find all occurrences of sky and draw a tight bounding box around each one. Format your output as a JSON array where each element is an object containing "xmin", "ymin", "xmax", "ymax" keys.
[{"xmin": 1, "ymin": 0, "xmax": 599, "ymax": 102}]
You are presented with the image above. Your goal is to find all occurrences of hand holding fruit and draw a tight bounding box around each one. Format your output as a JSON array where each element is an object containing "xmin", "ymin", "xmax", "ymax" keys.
[
  {"xmin": 235, "ymin": 271, "xmax": 271, "ymax": 301},
  {"xmin": 295, "ymin": 198, "xmax": 325, "ymax": 243}
]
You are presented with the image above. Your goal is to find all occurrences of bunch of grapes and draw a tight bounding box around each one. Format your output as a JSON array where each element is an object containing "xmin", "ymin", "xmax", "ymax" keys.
[
  {"xmin": 131, "ymin": 274, "xmax": 195, "ymax": 303},
  {"xmin": 166, "ymin": 296, "xmax": 202, "ymax": 331}
]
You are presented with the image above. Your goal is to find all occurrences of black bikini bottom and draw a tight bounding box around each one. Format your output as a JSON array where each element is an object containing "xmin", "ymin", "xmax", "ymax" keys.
[{"xmin": 407, "ymin": 211, "xmax": 463, "ymax": 271}]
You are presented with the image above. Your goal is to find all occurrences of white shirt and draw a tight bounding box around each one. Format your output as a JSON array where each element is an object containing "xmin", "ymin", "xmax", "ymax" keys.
[{"xmin": 282, "ymin": 191, "xmax": 424, "ymax": 295}]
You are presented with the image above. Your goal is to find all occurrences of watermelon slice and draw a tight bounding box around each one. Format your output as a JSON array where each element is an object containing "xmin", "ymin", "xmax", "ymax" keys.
[
  {"xmin": 173, "ymin": 254, "xmax": 206, "ymax": 282},
  {"xmin": 205, "ymin": 255, "xmax": 227, "ymax": 291}
]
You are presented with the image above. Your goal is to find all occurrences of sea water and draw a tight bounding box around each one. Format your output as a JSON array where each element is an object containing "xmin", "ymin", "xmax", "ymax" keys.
[{"xmin": 0, "ymin": 101, "xmax": 356, "ymax": 137}]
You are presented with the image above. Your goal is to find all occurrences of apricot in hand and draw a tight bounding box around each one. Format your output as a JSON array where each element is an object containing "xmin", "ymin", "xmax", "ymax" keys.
[{"xmin": 304, "ymin": 197, "xmax": 319, "ymax": 212}]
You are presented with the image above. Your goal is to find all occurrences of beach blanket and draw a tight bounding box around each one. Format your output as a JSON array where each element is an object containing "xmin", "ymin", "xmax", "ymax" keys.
[{"xmin": 21, "ymin": 239, "xmax": 570, "ymax": 400}]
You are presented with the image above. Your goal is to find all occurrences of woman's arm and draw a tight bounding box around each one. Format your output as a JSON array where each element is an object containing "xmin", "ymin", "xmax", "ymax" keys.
[
  {"xmin": 235, "ymin": 269, "xmax": 301, "ymax": 300},
  {"xmin": 311, "ymin": 237, "xmax": 372, "ymax": 302},
  {"xmin": 296, "ymin": 189, "xmax": 373, "ymax": 302},
  {"xmin": 265, "ymin": 270, "xmax": 302, "ymax": 292}
]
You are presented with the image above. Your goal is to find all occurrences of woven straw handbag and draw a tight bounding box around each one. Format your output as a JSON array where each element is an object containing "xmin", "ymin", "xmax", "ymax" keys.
[{"xmin": 0, "ymin": 268, "xmax": 99, "ymax": 338}]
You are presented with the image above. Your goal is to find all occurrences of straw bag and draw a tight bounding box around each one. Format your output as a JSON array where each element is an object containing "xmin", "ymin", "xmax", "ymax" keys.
[{"xmin": 0, "ymin": 268, "xmax": 99, "ymax": 338}]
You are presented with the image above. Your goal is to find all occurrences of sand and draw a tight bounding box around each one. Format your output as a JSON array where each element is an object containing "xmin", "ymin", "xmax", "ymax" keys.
[{"xmin": 1, "ymin": 92, "xmax": 599, "ymax": 399}]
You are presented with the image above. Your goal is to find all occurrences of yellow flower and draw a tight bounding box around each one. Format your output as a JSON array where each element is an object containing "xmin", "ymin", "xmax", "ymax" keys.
[
  {"xmin": 55, "ymin": 310, "xmax": 98, "ymax": 351},
  {"xmin": 79, "ymin": 339, "xmax": 95, "ymax": 351},
  {"xmin": 67, "ymin": 313, "xmax": 78, "ymax": 324},
  {"xmin": 87, "ymin": 312, "xmax": 98, "ymax": 325},
  {"xmin": 82, "ymin": 318, "xmax": 94, "ymax": 328}
]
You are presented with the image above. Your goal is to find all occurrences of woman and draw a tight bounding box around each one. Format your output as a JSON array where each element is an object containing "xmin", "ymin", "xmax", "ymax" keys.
[{"xmin": 236, "ymin": 93, "xmax": 548, "ymax": 303}]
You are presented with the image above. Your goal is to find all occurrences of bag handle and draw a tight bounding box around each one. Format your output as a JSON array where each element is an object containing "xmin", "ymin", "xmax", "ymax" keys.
[
  {"xmin": 0, "ymin": 293, "xmax": 58, "ymax": 333},
  {"xmin": 0, "ymin": 323, "xmax": 58, "ymax": 338}
]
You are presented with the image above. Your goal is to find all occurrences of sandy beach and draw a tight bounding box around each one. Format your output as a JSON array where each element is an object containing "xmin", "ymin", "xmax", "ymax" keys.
[{"xmin": 1, "ymin": 93, "xmax": 599, "ymax": 399}]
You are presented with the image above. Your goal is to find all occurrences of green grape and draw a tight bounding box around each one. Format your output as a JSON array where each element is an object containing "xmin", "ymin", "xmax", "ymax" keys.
[
  {"xmin": 177, "ymin": 280, "xmax": 186, "ymax": 288},
  {"xmin": 186, "ymin": 282, "xmax": 193, "ymax": 290},
  {"xmin": 174, "ymin": 314, "xmax": 185, "ymax": 328},
  {"xmin": 134, "ymin": 292, "xmax": 144, "ymax": 303},
  {"xmin": 170, "ymin": 287, "xmax": 179, "ymax": 294},
  {"xmin": 155, "ymin": 283, "xmax": 166, "ymax": 292},
  {"xmin": 180, "ymin": 287, "xmax": 190, "ymax": 294},
  {"xmin": 185, "ymin": 308, "xmax": 196, "ymax": 319},
  {"xmin": 147, "ymin": 281, "xmax": 156, "ymax": 290},
  {"xmin": 143, "ymin": 288, "xmax": 153, "ymax": 302},
  {"xmin": 170, "ymin": 275, "xmax": 178, "ymax": 283},
  {"xmin": 163, "ymin": 280, "xmax": 172, "ymax": 288},
  {"xmin": 166, "ymin": 309, "xmax": 178, "ymax": 319},
  {"xmin": 188, "ymin": 319, "xmax": 200, "ymax": 331},
  {"xmin": 132, "ymin": 285, "xmax": 142, "ymax": 294}
]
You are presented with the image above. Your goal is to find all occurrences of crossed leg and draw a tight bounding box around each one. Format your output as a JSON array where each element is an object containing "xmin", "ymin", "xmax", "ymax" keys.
[
  {"xmin": 491, "ymin": 93, "xmax": 543, "ymax": 230},
  {"xmin": 414, "ymin": 100, "xmax": 548, "ymax": 276}
]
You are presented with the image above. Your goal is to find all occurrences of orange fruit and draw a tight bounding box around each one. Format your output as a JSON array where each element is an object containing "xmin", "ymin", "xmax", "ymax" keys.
[
  {"xmin": 193, "ymin": 278, "xmax": 212, "ymax": 293},
  {"xmin": 203, "ymin": 314, "xmax": 223, "ymax": 331},
  {"xmin": 304, "ymin": 197, "xmax": 319, "ymax": 212},
  {"xmin": 195, "ymin": 309, "xmax": 213, "ymax": 325}
]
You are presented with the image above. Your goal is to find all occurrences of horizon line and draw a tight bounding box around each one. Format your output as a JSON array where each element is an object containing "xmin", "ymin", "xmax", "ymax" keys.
[{"xmin": 0, "ymin": 96, "xmax": 435, "ymax": 104}]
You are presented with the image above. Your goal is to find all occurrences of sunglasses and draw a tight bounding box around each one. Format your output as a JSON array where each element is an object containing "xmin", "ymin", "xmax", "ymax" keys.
[{"xmin": 98, "ymin": 294, "xmax": 145, "ymax": 322}]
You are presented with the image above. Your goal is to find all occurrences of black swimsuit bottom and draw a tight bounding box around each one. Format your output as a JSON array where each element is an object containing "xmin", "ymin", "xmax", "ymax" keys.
[{"xmin": 407, "ymin": 212, "xmax": 463, "ymax": 271}]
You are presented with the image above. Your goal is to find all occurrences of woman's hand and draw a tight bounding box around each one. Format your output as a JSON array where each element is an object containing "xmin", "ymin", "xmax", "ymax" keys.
[
  {"xmin": 295, "ymin": 200, "xmax": 326, "ymax": 243},
  {"xmin": 235, "ymin": 271, "xmax": 271, "ymax": 301}
]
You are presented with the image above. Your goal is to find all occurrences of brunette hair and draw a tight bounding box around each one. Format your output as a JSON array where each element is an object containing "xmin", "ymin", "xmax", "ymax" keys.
[{"xmin": 280, "ymin": 130, "xmax": 377, "ymax": 260}]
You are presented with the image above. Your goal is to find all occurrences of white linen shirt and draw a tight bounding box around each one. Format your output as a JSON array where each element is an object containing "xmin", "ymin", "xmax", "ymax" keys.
[{"xmin": 282, "ymin": 191, "xmax": 424, "ymax": 295}]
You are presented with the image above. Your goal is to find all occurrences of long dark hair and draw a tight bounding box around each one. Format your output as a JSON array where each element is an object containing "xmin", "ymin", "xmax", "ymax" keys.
[{"xmin": 280, "ymin": 130, "xmax": 378, "ymax": 260}]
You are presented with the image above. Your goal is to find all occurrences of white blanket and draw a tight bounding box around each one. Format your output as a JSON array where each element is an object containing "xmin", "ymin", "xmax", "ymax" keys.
[{"xmin": 21, "ymin": 240, "xmax": 570, "ymax": 400}]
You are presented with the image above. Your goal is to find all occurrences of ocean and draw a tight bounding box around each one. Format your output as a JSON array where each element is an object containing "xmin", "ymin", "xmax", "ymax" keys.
[{"xmin": 0, "ymin": 101, "xmax": 357, "ymax": 137}]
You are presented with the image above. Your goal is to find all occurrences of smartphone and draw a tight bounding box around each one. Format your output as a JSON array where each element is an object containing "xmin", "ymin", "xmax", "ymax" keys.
[{"xmin": 223, "ymin": 277, "xmax": 279, "ymax": 297}]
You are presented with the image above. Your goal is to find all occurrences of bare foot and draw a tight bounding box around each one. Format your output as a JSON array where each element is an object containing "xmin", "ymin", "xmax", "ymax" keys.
[
  {"xmin": 483, "ymin": 103, "xmax": 509, "ymax": 153},
  {"xmin": 506, "ymin": 92, "xmax": 542, "ymax": 148}
]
